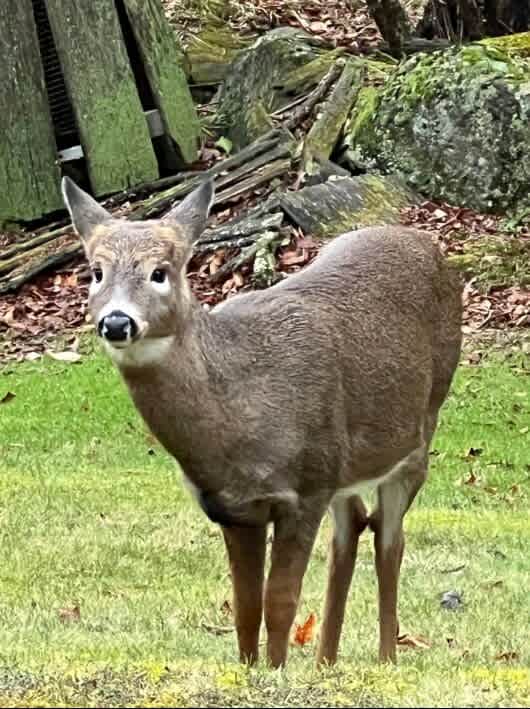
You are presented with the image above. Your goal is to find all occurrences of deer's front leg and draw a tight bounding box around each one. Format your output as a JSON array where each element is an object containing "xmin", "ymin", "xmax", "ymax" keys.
[
  {"xmin": 222, "ymin": 525, "xmax": 267, "ymax": 665},
  {"xmin": 264, "ymin": 497, "xmax": 328, "ymax": 668}
]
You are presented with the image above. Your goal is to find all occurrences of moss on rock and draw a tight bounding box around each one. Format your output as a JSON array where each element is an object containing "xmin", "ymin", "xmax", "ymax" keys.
[
  {"xmin": 349, "ymin": 33, "xmax": 530, "ymax": 213},
  {"xmin": 215, "ymin": 28, "xmax": 329, "ymax": 150}
]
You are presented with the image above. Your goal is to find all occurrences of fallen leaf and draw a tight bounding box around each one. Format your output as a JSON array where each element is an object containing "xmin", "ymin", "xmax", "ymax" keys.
[
  {"xmin": 280, "ymin": 250, "xmax": 308, "ymax": 267},
  {"xmin": 465, "ymin": 447, "xmax": 483, "ymax": 458},
  {"xmin": 58, "ymin": 605, "xmax": 81, "ymax": 623},
  {"xmin": 309, "ymin": 20, "xmax": 328, "ymax": 32},
  {"xmin": 0, "ymin": 391, "xmax": 16, "ymax": 405},
  {"xmin": 220, "ymin": 600, "xmax": 233, "ymax": 616},
  {"xmin": 495, "ymin": 651, "xmax": 519, "ymax": 662},
  {"xmin": 24, "ymin": 351, "xmax": 42, "ymax": 362},
  {"xmin": 233, "ymin": 271, "xmax": 245, "ymax": 288},
  {"xmin": 397, "ymin": 633, "xmax": 431, "ymax": 650},
  {"xmin": 64, "ymin": 273, "xmax": 78, "ymax": 287},
  {"xmin": 46, "ymin": 350, "xmax": 82, "ymax": 363},
  {"xmin": 0, "ymin": 306, "xmax": 16, "ymax": 327},
  {"xmin": 209, "ymin": 252, "xmax": 225, "ymax": 275},
  {"xmin": 222, "ymin": 278, "xmax": 235, "ymax": 295},
  {"xmin": 293, "ymin": 612, "xmax": 316, "ymax": 646},
  {"xmin": 463, "ymin": 472, "xmax": 481, "ymax": 486},
  {"xmin": 214, "ymin": 136, "xmax": 233, "ymax": 155}
]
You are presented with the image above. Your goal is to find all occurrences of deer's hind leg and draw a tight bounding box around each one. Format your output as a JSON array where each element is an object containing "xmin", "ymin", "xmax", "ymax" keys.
[
  {"xmin": 370, "ymin": 446, "xmax": 428, "ymax": 663},
  {"xmin": 316, "ymin": 494, "xmax": 368, "ymax": 666}
]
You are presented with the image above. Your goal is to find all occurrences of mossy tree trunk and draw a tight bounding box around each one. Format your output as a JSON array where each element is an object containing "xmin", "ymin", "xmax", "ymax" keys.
[
  {"xmin": 366, "ymin": 0, "xmax": 412, "ymax": 53},
  {"xmin": 0, "ymin": 0, "xmax": 62, "ymax": 223},
  {"xmin": 483, "ymin": 0, "xmax": 530, "ymax": 35},
  {"xmin": 121, "ymin": 0, "xmax": 200, "ymax": 165},
  {"xmin": 45, "ymin": 0, "xmax": 158, "ymax": 196},
  {"xmin": 417, "ymin": 0, "xmax": 529, "ymax": 40}
]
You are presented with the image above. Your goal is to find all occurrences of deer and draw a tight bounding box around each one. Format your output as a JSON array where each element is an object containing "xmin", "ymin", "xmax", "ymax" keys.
[{"xmin": 62, "ymin": 175, "xmax": 462, "ymax": 668}]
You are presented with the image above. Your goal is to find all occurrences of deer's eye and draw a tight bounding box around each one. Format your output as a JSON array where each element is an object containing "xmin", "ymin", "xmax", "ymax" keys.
[
  {"xmin": 151, "ymin": 268, "xmax": 167, "ymax": 284},
  {"xmin": 92, "ymin": 267, "xmax": 103, "ymax": 283}
]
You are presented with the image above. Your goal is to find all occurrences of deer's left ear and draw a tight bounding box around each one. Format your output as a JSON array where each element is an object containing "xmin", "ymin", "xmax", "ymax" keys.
[
  {"xmin": 162, "ymin": 179, "xmax": 215, "ymax": 243},
  {"xmin": 61, "ymin": 176, "xmax": 112, "ymax": 244}
]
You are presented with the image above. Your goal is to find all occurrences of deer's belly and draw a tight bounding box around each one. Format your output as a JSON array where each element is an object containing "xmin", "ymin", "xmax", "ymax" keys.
[{"xmin": 181, "ymin": 472, "xmax": 298, "ymax": 527}]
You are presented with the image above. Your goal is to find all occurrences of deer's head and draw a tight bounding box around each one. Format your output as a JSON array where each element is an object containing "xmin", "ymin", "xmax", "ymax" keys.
[{"xmin": 62, "ymin": 177, "xmax": 214, "ymax": 367}]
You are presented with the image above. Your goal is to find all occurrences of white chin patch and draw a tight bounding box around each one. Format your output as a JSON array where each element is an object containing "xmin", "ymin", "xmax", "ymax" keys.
[{"xmin": 103, "ymin": 336, "xmax": 174, "ymax": 368}]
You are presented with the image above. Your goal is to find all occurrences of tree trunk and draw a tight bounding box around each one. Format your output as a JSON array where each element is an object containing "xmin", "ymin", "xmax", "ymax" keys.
[
  {"xmin": 45, "ymin": 0, "xmax": 158, "ymax": 195},
  {"xmin": 484, "ymin": 0, "xmax": 530, "ymax": 35},
  {"xmin": 366, "ymin": 0, "xmax": 412, "ymax": 53},
  {"xmin": 0, "ymin": 0, "xmax": 63, "ymax": 223},
  {"xmin": 417, "ymin": 0, "xmax": 484, "ymax": 41}
]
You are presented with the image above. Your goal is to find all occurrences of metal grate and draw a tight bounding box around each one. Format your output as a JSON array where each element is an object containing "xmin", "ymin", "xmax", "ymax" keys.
[{"xmin": 31, "ymin": 0, "xmax": 79, "ymax": 149}]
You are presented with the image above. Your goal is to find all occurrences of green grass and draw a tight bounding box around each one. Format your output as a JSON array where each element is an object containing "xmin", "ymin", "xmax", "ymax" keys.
[{"xmin": 0, "ymin": 343, "xmax": 529, "ymax": 707}]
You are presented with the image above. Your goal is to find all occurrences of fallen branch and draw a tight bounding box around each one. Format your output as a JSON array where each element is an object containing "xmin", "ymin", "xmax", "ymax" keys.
[
  {"xmin": 210, "ymin": 231, "xmax": 280, "ymax": 284},
  {"xmin": 283, "ymin": 60, "xmax": 345, "ymax": 132},
  {"xmin": 0, "ymin": 238, "xmax": 82, "ymax": 295},
  {"xmin": 129, "ymin": 134, "xmax": 294, "ymax": 219},
  {"xmin": 0, "ymin": 224, "xmax": 71, "ymax": 262},
  {"xmin": 198, "ymin": 211, "xmax": 283, "ymax": 245}
]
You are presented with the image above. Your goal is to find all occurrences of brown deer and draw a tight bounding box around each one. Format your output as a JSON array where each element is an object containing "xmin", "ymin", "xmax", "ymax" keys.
[{"xmin": 62, "ymin": 176, "xmax": 462, "ymax": 668}]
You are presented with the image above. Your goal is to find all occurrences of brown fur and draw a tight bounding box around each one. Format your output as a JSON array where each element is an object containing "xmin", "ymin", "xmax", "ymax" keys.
[{"xmin": 63, "ymin": 177, "xmax": 463, "ymax": 668}]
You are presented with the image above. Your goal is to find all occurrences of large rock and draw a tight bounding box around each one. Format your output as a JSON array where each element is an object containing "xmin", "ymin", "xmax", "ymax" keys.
[
  {"xmin": 215, "ymin": 28, "xmax": 333, "ymax": 151},
  {"xmin": 347, "ymin": 33, "xmax": 530, "ymax": 213}
]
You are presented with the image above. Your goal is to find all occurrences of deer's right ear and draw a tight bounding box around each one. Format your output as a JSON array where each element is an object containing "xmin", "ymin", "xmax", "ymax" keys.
[
  {"xmin": 61, "ymin": 176, "xmax": 112, "ymax": 243},
  {"xmin": 162, "ymin": 179, "xmax": 215, "ymax": 243}
]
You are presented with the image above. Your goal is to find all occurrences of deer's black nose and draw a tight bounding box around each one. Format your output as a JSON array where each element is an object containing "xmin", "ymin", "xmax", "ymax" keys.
[{"xmin": 98, "ymin": 310, "xmax": 137, "ymax": 342}]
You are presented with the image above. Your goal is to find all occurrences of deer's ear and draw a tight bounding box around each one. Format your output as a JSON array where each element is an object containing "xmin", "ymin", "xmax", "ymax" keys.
[
  {"xmin": 61, "ymin": 176, "xmax": 112, "ymax": 243},
  {"xmin": 162, "ymin": 179, "xmax": 215, "ymax": 243}
]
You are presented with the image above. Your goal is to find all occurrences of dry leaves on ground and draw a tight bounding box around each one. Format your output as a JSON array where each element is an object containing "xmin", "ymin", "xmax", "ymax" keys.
[{"xmin": 58, "ymin": 605, "xmax": 81, "ymax": 624}]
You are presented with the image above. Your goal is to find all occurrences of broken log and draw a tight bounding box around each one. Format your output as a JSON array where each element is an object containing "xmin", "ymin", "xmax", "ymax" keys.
[
  {"xmin": 252, "ymin": 232, "xmax": 284, "ymax": 287},
  {"xmin": 0, "ymin": 0, "xmax": 63, "ymax": 223},
  {"xmin": 283, "ymin": 60, "xmax": 345, "ymax": 132},
  {"xmin": 279, "ymin": 175, "xmax": 418, "ymax": 238},
  {"xmin": 132, "ymin": 139, "xmax": 293, "ymax": 219},
  {"xmin": 198, "ymin": 212, "xmax": 283, "ymax": 244},
  {"xmin": 216, "ymin": 28, "xmax": 326, "ymax": 150},
  {"xmin": 303, "ymin": 61, "xmax": 364, "ymax": 174},
  {"xmin": 210, "ymin": 231, "xmax": 281, "ymax": 284},
  {"xmin": 0, "ymin": 235, "xmax": 81, "ymax": 295}
]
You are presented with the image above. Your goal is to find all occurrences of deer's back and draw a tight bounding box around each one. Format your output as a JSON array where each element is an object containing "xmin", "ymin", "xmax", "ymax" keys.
[{"xmin": 209, "ymin": 226, "xmax": 462, "ymax": 490}]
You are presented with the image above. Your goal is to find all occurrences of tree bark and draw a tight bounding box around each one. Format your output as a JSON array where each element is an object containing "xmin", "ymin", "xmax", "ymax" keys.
[
  {"xmin": 366, "ymin": 0, "xmax": 412, "ymax": 54},
  {"xmin": 417, "ymin": 0, "xmax": 484, "ymax": 41},
  {"xmin": 484, "ymin": 0, "xmax": 530, "ymax": 35}
]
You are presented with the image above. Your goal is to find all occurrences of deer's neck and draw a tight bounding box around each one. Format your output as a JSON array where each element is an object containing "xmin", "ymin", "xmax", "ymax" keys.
[{"xmin": 117, "ymin": 303, "xmax": 231, "ymax": 489}]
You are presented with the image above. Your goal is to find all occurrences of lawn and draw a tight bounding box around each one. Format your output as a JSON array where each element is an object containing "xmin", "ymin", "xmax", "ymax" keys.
[{"xmin": 0, "ymin": 341, "xmax": 528, "ymax": 707}]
